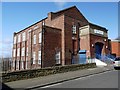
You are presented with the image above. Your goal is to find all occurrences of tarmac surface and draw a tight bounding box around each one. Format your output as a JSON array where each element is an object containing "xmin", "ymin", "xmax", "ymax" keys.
[{"xmin": 3, "ymin": 65, "xmax": 115, "ymax": 90}]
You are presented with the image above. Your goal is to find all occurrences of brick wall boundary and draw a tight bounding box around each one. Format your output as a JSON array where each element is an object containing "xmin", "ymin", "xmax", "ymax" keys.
[{"xmin": 2, "ymin": 63, "xmax": 96, "ymax": 83}]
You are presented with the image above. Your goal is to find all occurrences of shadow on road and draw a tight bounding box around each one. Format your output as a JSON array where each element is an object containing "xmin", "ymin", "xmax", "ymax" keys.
[{"xmin": 1, "ymin": 82, "xmax": 14, "ymax": 90}]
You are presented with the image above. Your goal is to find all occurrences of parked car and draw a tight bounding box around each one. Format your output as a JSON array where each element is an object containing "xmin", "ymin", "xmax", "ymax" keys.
[{"xmin": 113, "ymin": 57, "xmax": 120, "ymax": 70}]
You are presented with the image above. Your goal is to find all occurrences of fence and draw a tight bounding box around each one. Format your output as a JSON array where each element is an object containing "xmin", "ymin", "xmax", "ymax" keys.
[{"xmin": 1, "ymin": 59, "xmax": 12, "ymax": 73}]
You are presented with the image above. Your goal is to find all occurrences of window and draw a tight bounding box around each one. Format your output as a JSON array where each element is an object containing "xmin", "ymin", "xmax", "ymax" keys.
[
  {"xmin": 33, "ymin": 35, "xmax": 36, "ymax": 44},
  {"xmin": 72, "ymin": 25, "xmax": 77, "ymax": 34},
  {"xmin": 33, "ymin": 52, "xmax": 36, "ymax": 64},
  {"xmin": 22, "ymin": 47, "xmax": 25, "ymax": 56},
  {"xmin": 22, "ymin": 32, "xmax": 26, "ymax": 41},
  {"xmin": 38, "ymin": 51, "xmax": 41, "ymax": 64},
  {"xmin": 28, "ymin": 29, "xmax": 31, "ymax": 39},
  {"xmin": 12, "ymin": 60, "xmax": 15, "ymax": 67},
  {"xmin": 39, "ymin": 32, "xmax": 42, "ymax": 43},
  {"xmin": 33, "ymin": 26, "xmax": 39, "ymax": 30},
  {"xmin": 55, "ymin": 51, "xmax": 60, "ymax": 64},
  {"xmin": 26, "ymin": 47, "xmax": 28, "ymax": 56},
  {"xmin": 21, "ymin": 60, "xmax": 24, "ymax": 69},
  {"xmin": 18, "ymin": 34, "xmax": 21, "ymax": 43},
  {"xmin": 26, "ymin": 59, "xmax": 27, "ymax": 69},
  {"xmin": 17, "ymin": 60, "xmax": 19, "ymax": 69},
  {"xmin": 13, "ymin": 49, "xmax": 16, "ymax": 57},
  {"xmin": 17, "ymin": 48, "xmax": 20, "ymax": 56},
  {"xmin": 14, "ymin": 36, "xmax": 16, "ymax": 44}
]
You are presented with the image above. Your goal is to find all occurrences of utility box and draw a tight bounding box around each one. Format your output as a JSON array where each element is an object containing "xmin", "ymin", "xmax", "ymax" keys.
[
  {"xmin": 72, "ymin": 50, "xmax": 87, "ymax": 64},
  {"xmin": 78, "ymin": 50, "xmax": 87, "ymax": 64}
]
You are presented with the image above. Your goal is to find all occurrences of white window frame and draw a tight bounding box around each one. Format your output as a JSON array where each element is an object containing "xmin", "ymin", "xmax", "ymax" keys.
[
  {"xmin": 28, "ymin": 29, "xmax": 31, "ymax": 39},
  {"xmin": 13, "ymin": 49, "xmax": 16, "ymax": 57},
  {"xmin": 72, "ymin": 25, "xmax": 77, "ymax": 34},
  {"xmin": 14, "ymin": 36, "xmax": 16, "ymax": 44},
  {"xmin": 17, "ymin": 60, "xmax": 19, "ymax": 69},
  {"xmin": 39, "ymin": 32, "xmax": 42, "ymax": 43},
  {"xmin": 22, "ymin": 32, "xmax": 26, "ymax": 41},
  {"xmin": 33, "ymin": 52, "xmax": 36, "ymax": 64},
  {"xmin": 18, "ymin": 34, "xmax": 21, "ymax": 43},
  {"xmin": 26, "ymin": 47, "xmax": 28, "ymax": 56},
  {"xmin": 55, "ymin": 51, "xmax": 60, "ymax": 64},
  {"xmin": 12, "ymin": 60, "xmax": 15, "ymax": 67},
  {"xmin": 21, "ymin": 60, "xmax": 24, "ymax": 69},
  {"xmin": 26, "ymin": 58, "xmax": 27, "ymax": 69},
  {"xmin": 17, "ymin": 48, "xmax": 20, "ymax": 56},
  {"xmin": 38, "ymin": 51, "xmax": 41, "ymax": 64},
  {"xmin": 33, "ymin": 26, "xmax": 39, "ymax": 30},
  {"xmin": 22, "ymin": 47, "xmax": 25, "ymax": 56},
  {"xmin": 33, "ymin": 35, "xmax": 36, "ymax": 44}
]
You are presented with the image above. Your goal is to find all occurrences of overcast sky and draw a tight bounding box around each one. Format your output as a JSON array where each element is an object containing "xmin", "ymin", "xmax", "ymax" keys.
[{"xmin": 1, "ymin": 2, "xmax": 119, "ymax": 58}]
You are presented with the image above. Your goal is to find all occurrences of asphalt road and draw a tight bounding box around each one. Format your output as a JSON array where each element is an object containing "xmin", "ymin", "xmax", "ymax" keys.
[{"xmin": 40, "ymin": 70, "xmax": 118, "ymax": 88}]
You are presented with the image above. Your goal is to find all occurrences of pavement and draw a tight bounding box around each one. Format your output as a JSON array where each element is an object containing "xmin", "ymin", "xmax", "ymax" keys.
[{"xmin": 4, "ymin": 65, "xmax": 114, "ymax": 90}]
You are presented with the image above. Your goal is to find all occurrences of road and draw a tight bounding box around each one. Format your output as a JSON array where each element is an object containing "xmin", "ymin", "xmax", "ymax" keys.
[{"xmin": 39, "ymin": 70, "xmax": 118, "ymax": 89}]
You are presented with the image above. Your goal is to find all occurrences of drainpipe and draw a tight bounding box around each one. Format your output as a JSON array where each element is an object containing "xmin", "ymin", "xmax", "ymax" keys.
[
  {"xmin": 78, "ymin": 23, "xmax": 80, "ymax": 52},
  {"xmin": 30, "ymin": 29, "xmax": 33, "ymax": 70},
  {"xmin": 41, "ymin": 20, "xmax": 45, "ymax": 68}
]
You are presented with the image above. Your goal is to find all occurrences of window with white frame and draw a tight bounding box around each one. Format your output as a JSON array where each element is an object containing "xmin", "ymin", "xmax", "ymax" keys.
[
  {"xmin": 12, "ymin": 60, "xmax": 15, "ymax": 67},
  {"xmin": 14, "ymin": 36, "xmax": 16, "ymax": 44},
  {"xmin": 33, "ymin": 35, "xmax": 36, "ymax": 44},
  {"xmin": 26, "ymin": 47, "xmax": 28, "ymax": 56},
  {"xmin": 21, "ymin": 60, "xmax": 24, "ymax": 69},
  {"xmin": 39, "ymin": 32, "xmax": 42, "ymax": 43},
  {"xmin": 17, "ymin": 48, "xmax": 20, "ymax": 56},
  {"xmin": 17, "ymin": 60, "xmax": 19, "ymax": 69},
  {"xmin": 33, "ymin": 26, "xmax": 39, "ymax": 30},
  {"xmin": 22, "ymin": 32, "xmax": 26, "ymax": 41},
  {"xmin": 22, "ymin": 47, "xmax": 25, "ymax": 56},
  {"xmin": 18, "ymin": 34, "xmax": 21, "ymax": 43},
  {"xmin": 33, "ymin": 52, "xmax": 36, "ymax": 64},
  {"xmin": 72, "ymin": 25, "xmax": 77, "ymax": 34},
  {"xmin": 55, "ymin": 51, "xmax": 60, "ymax": 64},
  {"xmin": 26, "ymin": 58, "xmax": 27, "ymax": 69},
  {"xmin": 38, "ymin": 51, "xmax": 41, "ymax": 64},
  {"xmin": 28, "ymin": 29, "xmax": 31, "ymax": 39},
  {"xmin": 13, "ymin": 49, "xmax": 16, "ymax": 57}
]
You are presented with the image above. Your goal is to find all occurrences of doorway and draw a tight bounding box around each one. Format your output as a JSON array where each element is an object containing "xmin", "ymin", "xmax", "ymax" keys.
[{"xmin": 95, "ymin": 42, "xmax": 104, "ymax": 59}]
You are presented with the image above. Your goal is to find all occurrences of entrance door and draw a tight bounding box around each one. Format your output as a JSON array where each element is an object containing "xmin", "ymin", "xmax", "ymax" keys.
[{"xmin": 95, "ymin": 42, "xmax": 104, "ymax": 59}]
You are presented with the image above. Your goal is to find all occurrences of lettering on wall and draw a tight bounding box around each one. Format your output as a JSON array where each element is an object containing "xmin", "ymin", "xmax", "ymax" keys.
[{"xmin": 94, "ymin": 29, "xmax": 104, "ymax": 35}]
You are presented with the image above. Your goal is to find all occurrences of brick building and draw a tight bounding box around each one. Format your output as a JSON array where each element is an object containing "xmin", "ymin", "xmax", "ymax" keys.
[
  {"xmin": 12, "ymin": 6, "xmax": 111, "ymax": 71},
  {"xmin": 110, "ymin": 40, "xmax": 120, "ymax": 57}
]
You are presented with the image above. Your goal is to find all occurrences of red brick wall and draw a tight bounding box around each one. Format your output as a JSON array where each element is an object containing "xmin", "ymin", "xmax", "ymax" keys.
[
  {"xmin": 111, "ymin": 41, "xmax": 120, "ymax": 57},
  {"xmin": 64, "ymin": 8, "xmax": 88, "ymax": 65},
  {"xmin": 89, "ymin": 34, "xmax": 109, "ymax": 58},
  {"xmin": 42, "ymin": 26, "xmax": 61, "ymax": 67}
]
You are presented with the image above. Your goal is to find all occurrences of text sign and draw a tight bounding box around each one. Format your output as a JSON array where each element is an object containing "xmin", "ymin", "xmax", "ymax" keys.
[{"xmin": 94, "ymin": 29, "xmax": 104, "ymax": 35}]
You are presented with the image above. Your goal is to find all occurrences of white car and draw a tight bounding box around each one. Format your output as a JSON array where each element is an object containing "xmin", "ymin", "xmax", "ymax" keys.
[{"xmin": 113, "ymin": 57, "xmax": 120, "ymax": 70}]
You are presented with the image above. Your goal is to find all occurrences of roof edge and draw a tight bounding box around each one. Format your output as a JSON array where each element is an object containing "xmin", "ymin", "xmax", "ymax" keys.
[
  {"xmin": 15, "ymin": 17, "xmax": 47, "ymax": 34},
  {"xmin": 89, "ymin": 23, "xmax": 108, "ymax": 31}
]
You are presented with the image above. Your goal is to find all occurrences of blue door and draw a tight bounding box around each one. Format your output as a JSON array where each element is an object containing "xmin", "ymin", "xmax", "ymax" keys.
[{"xmin": 95, "ymin": 42, "xmax": 104, "ymax": 59}]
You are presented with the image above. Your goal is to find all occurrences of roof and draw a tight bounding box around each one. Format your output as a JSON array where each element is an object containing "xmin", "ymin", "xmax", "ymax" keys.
[
  {"xmin": 115, "ymin": 36, "xmax": 120, "ymax": 40},
  {"xmin": 111, "ymin": 39, "xmax": 120, "ymax": 42},
  {"xmin": 89, "ymin": 23, "xmax": 108, "ymax": 31},
  {"xmin": 54, "ymin": 6, "xmax": 76, "ymax": 14},
  {"xmin": 44, "ymin": 25, "xmax": 61, "ymax": 31},
  {"xmin": 53, "ymin": 6, "xmax": 88, "ymax": 23},
  {"xmin": 15, "ymin": 17, "xmax": 47, "ymax": 34}
]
